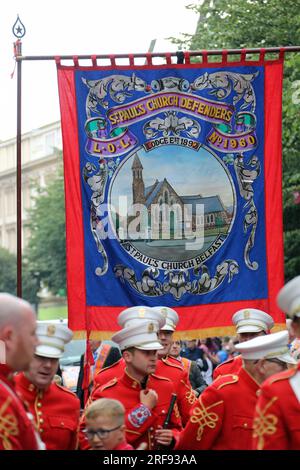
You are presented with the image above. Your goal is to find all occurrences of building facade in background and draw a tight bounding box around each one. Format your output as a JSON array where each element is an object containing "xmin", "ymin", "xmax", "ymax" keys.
[{"xmin": 0, "ymin": 121, "xmax": 62, "ymax": 253}]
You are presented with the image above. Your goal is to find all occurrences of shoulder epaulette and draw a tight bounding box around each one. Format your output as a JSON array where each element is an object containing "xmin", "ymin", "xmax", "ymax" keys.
[
  {"xmin": 168, "ymin": 356, "xmax": 184, "ymax": 367},
  {"xmin": 151, "ymin": 373, "xmax": 171, "ymax": 382},
  {"xmin": 96, "ymin": 358, "xmax": 123, "ymax": 375},
  {"xmin": 162, "ymin": 357, "xmax": 183, "ymax": 370},
  {"xmin": 101, "ymin": 377, "xmax": 118, "ymax": 391},
  {"xmin": 268, "ymin": 367, "xmax": 297, "ymax": 385},
  {"xmin": 55, "ymin": 383, "xmax": 79, "ymax": 398},
  {"xmin": 214, "ymin": 374, "xmax": 239, "ymax": 389},
  {"xmin": 214, "ymin": 356, "xmax": 236, "ymax": 370}
]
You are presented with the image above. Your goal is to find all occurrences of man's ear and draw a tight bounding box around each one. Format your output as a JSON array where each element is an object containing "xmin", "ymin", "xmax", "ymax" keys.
[
  {"xmin": 255, "ymin": 358, "xmax": 267, "ymax": 375},
  {"xmin": 1, "ymin": 325, "xmax": 14, "ymax": 342},
  {"xmin": 122, "ymin": 350, "xmax": 132, "ymax": 362},
  {"xmin": 1, "ymin": 325, "xmax": 14, "ymax": 351}
]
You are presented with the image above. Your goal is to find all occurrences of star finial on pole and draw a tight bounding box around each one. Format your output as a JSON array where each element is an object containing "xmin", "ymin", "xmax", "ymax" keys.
[{"xmin": 12, "ymin": 15, "xmax": 26, "ymax": 39}]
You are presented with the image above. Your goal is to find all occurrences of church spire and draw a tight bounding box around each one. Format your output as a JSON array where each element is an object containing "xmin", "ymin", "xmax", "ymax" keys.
[
  {"xmin": 132, "ymin": 152, "xmax": 145, "ymax": 205},
  {"xmin": 131, "ymin": 153, "xmax": 143, "ymax": 170}
]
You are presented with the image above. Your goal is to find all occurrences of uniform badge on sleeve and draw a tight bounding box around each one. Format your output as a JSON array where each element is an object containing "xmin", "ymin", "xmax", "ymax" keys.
[{"xmin": 128, "ymin": 404, "xmax": 151, "ymax": 428}]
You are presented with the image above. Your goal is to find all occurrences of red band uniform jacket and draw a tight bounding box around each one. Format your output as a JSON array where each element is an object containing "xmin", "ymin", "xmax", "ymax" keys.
[
  {"xmin": 213, "ymin": 355, "xmax": 243, "ymax": 381},
  {"xmin": 15, "ymin": 372, "xmax": 80, "ymax": 450},
  {"xmin": 0, "ymin": 365, "xmax": 39, "ymax": 450},
  {"xmin": 176, "ymin": 367, "xmax": 260, "ymax": 450},
  {"xmin": 92, "ymin": 356, "xmax": 195, "ymax": 425},
  {"xmin": 80, "ymin": 370, "xmax": 182, "ymax": 450},
  {"xmin": 253, "ymin": 363, "xmax": 300, "ymax": 450}
]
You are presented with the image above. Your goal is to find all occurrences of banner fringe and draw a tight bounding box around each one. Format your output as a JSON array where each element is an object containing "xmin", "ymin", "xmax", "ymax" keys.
[
  {"xmin": 71, "ymin": 323, "xmax": 286, "ymax": 341},
  {"xmin": 54, "ymin": 48, "xmax": 288, "ymax": 69}
]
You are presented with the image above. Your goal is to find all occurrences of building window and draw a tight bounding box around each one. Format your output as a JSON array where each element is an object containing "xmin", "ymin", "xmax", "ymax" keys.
[
  {"xmin": 5, "ymin": 189, "xmax": 16, "ymax": 216},
  {"xmin": 164, "ymin": 190, "xmax": 169, "ymax": 204},
  {"xmin": 31, "ymin": 136, "xmax": 45, "ymax": 160},
  {"xmin": 22, "ymin": 185, "xmax": 32, "ymax": 211},
  {"xmin": 45, "ymin": 132, "xmax": 55, "ymax": 155},
  {"xmin": 196, "ymin": 215, "xmax": 204, "ymax": 226},
  {"xmin": 6, "ymin": 228, "xmax": 16, "ymax": 253},
  {"xmin": 23, "ymin": 226, "xmax": 31, "ymax": 248}
]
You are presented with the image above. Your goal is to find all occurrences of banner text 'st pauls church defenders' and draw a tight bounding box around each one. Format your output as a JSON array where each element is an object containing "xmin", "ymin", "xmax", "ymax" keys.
[{"xmin": 57, "ymin": 53, "xmax": 286, "ymax": 337}]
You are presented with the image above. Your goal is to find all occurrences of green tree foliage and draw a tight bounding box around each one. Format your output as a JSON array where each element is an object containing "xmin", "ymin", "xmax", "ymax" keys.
[
  {"xmin": 0, "ymin": 247, "xmax": 17, "ymax": 294},
  {"xmin": 174, "ymin": 0, "xmax": 300, "ymax": 51},
  {"xmin": 0, "ymin": 247, "xmax": 39, "ymax": 306},
  {"xmin": 175, "ymin": 0, "xmax": 300, "ymax": 280},
  {"xmin": 282, "ymin": 55, "xmax": 300, "ymax": 274},
  {"xmin": 25, "ymin": 165, "xmax": 66, "ymax": 295}
]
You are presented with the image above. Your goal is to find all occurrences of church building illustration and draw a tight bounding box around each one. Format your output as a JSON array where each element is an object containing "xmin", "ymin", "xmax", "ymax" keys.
[{"xmin": 130, "ymin": 152, "xmax": 231, "ymax": 239}]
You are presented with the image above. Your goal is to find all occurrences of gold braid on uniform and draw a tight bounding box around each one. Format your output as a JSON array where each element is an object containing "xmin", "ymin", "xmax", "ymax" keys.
[
  {"xmin": 0, "ymin": 397, "xmax": 19, "ymax": 450},
  {"xmin": 190, "ymin": 396, "xmax": 223, "ymax": 441},
  {"xmin": 173, "ymin": 402, "xmax": 181, "ymax": 419},
  {"xmin": 253, "ymin": 397, "xmax": 278, "ymax": 450},
  {"xmin": 34, "ymin": 391, "xmax": 43, "ymax": 431},
  {"xmin": 185, "ymin": 388, "xmax": 197, "ymax": 405}
]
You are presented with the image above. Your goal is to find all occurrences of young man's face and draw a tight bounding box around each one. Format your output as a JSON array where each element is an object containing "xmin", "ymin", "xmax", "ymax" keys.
[
  {"xmin": 169, "ymin": 340, "xmax": 181, "ymax": 358},
  {"xmin": 157, "ymin": 330, "xmax": 173, "ymax": 357},
  {"xmin": 125, "ymin": 348, "xmax": 158, "ymax": 377},
  {"xmin": 237, "ymin": 330, "xmax": 266, "ymax": 343},
  {"xmin": 85, "ymin": 415, "xmax": 124, "ymax": 451}
]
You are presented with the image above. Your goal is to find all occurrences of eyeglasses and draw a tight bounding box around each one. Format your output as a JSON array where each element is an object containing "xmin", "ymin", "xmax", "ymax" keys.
[
  {"xmin": 266, "ymin": 358, "xmax": 288, "ymax": 369},
  {"xmin": 83, "ymin": 425, "xmax": 121, "ymax": 440}
]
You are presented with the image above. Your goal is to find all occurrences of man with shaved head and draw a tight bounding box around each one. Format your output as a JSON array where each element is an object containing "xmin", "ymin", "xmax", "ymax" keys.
[{"xmin": 0, "ymin": 293, "xmax": 42, "ymax": 450}]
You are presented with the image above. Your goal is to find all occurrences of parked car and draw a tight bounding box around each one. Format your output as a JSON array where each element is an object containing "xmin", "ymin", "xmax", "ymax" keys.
[
  {"xmin": 59, "ymin": 337, "xmax": 120, "ymax": 392},
  {"xmin": 59, "ymin": 338, "xmax": 85, "ymax": 391}
]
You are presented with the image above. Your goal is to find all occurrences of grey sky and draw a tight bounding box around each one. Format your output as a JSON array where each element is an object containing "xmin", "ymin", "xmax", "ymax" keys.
[{"xmin": 0, "ymin": 0, "xmax": 197, "ymax": 141}]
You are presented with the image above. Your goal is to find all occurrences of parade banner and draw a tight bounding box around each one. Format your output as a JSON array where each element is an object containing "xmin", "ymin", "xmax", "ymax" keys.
[{"xmin": 57, "ymin": 51, "xmax": 286, "ymax": 338}]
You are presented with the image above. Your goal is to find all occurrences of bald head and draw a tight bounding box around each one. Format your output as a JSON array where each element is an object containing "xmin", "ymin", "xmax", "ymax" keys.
[
  {"xmin": 0, "ymin": 293, "xmax": 38, "ymax": 371},
  {"xmin": 0, "ymin": 293, "xmax": 33, "ymax": 330}
]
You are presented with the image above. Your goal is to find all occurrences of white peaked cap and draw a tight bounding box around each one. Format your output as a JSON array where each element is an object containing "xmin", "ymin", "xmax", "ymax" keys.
[
  {"xmin": 112, "ymin": 321, "xmax": 163, "ymax": 351},
  {"xmin": 118, "ymin": 306, "xmax": 166, "ymax": 329},
  {"xmin": 151, "ymin": 306, "xmax": 179, "ymax": 331},
  {"xmin": 35, "ymin": 322, "xmax": 73, "ymax": 359},
  {"xmin": 277, "ymin": 276, "xmax": 300, "ymax": 319},
  {"xmin": 235, "ymin": 330, "xmax": 297, "ymax": 364},
  {"xmin": 232, "ymin": 308, "xmax": 274, "ymax": 334}
]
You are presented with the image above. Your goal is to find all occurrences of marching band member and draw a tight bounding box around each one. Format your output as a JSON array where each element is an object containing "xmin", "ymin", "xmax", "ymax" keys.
[
  {"xmin": 176, "ymin": 331, "xmax": 296, "ymax": 450},
  {"xmin": 15, "ymin": 321, "xmax": 80, "ymax": 450}
]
